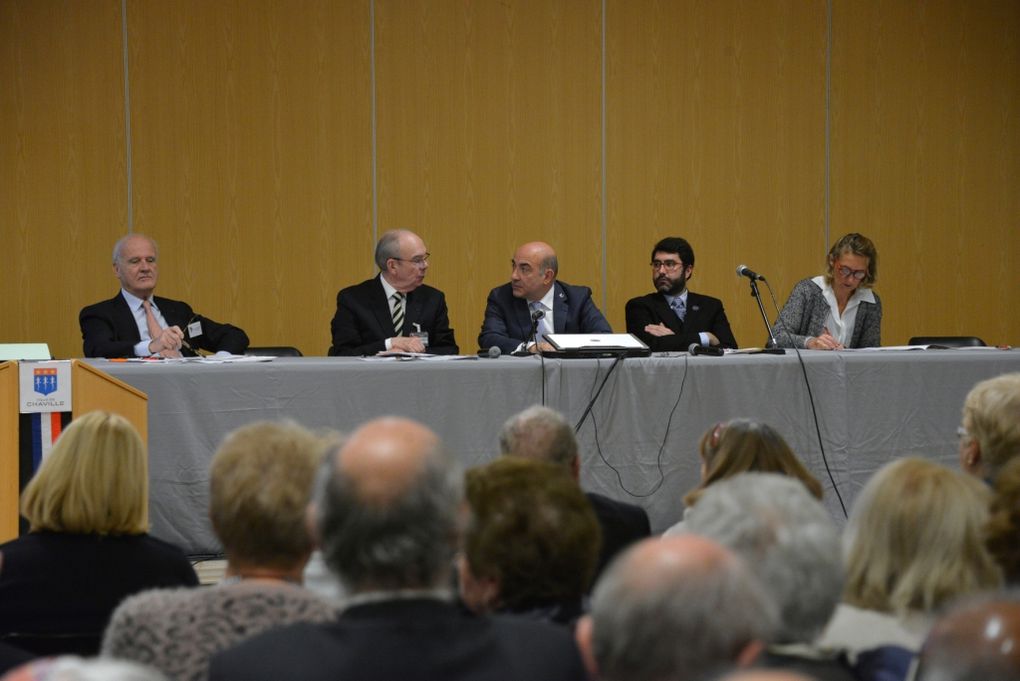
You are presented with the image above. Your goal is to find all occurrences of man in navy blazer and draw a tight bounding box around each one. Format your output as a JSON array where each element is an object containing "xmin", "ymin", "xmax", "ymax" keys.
[
  {"xmin": 330, "ymin": 230, "xmax": 458, "ymax": 356},
  {"xmin": 625, "ymin": 237, "xmax": 737, "ymax": 352},
  {"xmin": 478, "ymin": 241, "xmax": 611, "ymax": 354},
  {"xmin": 79, "ymin": 234, "xmax": 249, "ymax": 358}
]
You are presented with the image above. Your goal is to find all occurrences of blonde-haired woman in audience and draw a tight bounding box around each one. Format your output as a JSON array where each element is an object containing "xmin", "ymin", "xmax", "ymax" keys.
[
  {"xmin": 102, "ymin": 420, "xmax": 338, "ymax": 681},
  {"xmin": 663, "ymin": 418, "xmax": 821, "ymax": 536},
  {"xmin": 986, "ymin": 455, "xmax": 1020, "ymax": 585},
  {"xmin": 818, "ymin": 457, "xmax": 1002, "ymax": 656},
  {"xmin": 0, "ymin": 412, "xmax": 198, "ymax": 656}
]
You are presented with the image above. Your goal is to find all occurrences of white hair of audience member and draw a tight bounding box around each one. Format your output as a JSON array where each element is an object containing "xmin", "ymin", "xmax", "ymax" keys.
[
  {"xmin": 5, "ymin": 656, "xmax": 168, "ymax": 681},
  {"xmin": 684, "ymin": 472, "xmax": 844, "ymax": 643},
  {"xmin": 587, "ymin": 538, "xmax": 779, "ymax": 681},
  {"xmin": 914, "ymin": 589, "xmax": 1020, "ymax": 681}
]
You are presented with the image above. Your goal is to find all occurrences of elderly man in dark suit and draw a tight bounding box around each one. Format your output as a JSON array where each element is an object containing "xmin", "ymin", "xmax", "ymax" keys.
[
  {"xmin": 79, "ymin": 234, "xmax": 249, "ymax": 358},
  {"xmin": 625, "ymin": 236, "xmax": 737, "ymax": 351},
  {"xmin": 479, "ymin": 241, "xmax": 611, "ymax": 355},
  {"xmin": 208, "ymin": 417, "xmax": 587, "ymax": 681},
  {"xmin": 330, "ymin": 229, "xmax": 458, "ymax": 356},
  {"xmin": 498, "ymin": 405, "xmax": 651, "ymax": 585}
]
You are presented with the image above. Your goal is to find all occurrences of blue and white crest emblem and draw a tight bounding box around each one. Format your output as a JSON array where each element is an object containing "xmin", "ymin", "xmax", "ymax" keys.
[{"xmin": 34, "ymin": 368, "xmax": 58, "ymax": 396}]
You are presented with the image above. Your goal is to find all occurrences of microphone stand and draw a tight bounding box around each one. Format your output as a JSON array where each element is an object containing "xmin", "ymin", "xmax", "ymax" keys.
[
  {"xmin": 747, "ymin": 278, "xmax": 785, "ymax": 355},
  {"xmin": 512, "ymin": 310, "xmax": 544, "ymax": 357}
]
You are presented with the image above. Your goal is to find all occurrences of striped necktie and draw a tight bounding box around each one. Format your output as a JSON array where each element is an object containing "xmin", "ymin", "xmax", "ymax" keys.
[{"xmin": 391, "ymin": 292, "xmax": 405, "ymax": 334}]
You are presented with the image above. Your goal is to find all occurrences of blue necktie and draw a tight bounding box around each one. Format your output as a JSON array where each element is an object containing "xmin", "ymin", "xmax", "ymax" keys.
[{"xmin": 671, "ymin": 297, "xmax": 686, "ymax": 322}]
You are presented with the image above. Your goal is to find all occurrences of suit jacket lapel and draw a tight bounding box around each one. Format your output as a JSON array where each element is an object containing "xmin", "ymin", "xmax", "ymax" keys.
[
  {"xmin": 404, "ymin": 288, "xmax": 423, "ymax": 336},
  {"xmin": 514, "ymin": 295, "xmax": 533, "ymax": 340},
  {"xmin": 372, "ymin": 276, "xmax": 398, "ymax": 336},
  {"xmin": 113, "ymin": 294, "xmax": 142, "ymax": 343},
  {"xmin": 552, "ymin": 283, "xmax": 569, "ymax": 333}
]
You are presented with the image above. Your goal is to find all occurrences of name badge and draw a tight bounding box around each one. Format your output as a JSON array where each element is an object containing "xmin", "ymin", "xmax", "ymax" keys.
[{"xmin": 188, "ymin": 321, "xmax": 203, "ymax": 338}]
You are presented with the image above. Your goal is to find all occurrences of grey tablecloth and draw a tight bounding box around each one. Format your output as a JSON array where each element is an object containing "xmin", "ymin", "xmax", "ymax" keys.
[{"xmin": 89, "ymin": 349, "xmax": 1020, "ymax": 556}]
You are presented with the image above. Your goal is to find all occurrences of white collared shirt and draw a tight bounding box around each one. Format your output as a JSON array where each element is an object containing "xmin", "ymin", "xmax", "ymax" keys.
[
  {"xmin": 812, "ymin": 275, "xmax": 876, "ymax": 347},
  {"xmin": 121, "ymin": 289, "xmax": 170, "ymax": 357}
]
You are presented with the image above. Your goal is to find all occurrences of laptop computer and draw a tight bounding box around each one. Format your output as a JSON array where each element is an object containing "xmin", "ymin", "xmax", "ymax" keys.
[{"xmin": 541, "ymin": 333, "xmax": 651, "ymax": 358}]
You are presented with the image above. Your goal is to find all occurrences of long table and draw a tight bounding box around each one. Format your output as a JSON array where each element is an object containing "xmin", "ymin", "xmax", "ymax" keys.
[{"xmin": 89, "ymin": 349, "xmax": 1020, "ymax": 556}]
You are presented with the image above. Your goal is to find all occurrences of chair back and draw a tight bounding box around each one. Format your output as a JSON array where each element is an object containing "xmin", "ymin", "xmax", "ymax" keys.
[
  {"xmin": 244, "ymin": 346, "xmax": 303, "ymax": 357},
  {"xmin": 908, "ymin": 336, "xmax": 986, "ymax": 347}
]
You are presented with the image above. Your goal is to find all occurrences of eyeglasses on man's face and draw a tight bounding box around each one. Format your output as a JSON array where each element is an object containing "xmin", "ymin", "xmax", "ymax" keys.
[
  {"xmin": 836, "ymin": 265, "xmax": 866, "ymax": 280},
  {"xmin": 393, "ymin": 253, "xmax": 431, "ymax": 268},
  {"xmin": 651, "ymin": 260, "xmax": 685, "ymax": 272}
]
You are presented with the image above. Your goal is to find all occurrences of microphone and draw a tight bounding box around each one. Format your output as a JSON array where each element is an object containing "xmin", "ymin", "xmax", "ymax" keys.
[
  {"xmin": 688, "ymin": 342, "xmax": 725, "ymax": 357},
  {"xmin": 531, "ymin": 308, "xmax": 545, "ymax": 322},
  {"xmin": 477, "ymin": 346, "xmax": 502, "ymax": 358},
  {"xmin": 736, "ymin": 265, "xmax": 766, "ymax": 282},
  {"xmin": 528, "ymin": 308, "xmax": 545, "ymax": 346}
]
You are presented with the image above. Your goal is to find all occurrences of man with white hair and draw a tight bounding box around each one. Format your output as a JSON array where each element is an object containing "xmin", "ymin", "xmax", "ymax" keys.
[
  {"xmin": 210, "ymin": 416, "xmax": 585, "ymax": 681},
  {"xmin": 685, "ymin": 473, "xmax": 855, "ymax": 681}
]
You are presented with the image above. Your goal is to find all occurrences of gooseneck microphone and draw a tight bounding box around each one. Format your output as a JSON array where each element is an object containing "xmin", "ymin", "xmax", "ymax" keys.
[
  {"xmin": 736, "ymin": 265, "xmax": 766, "ymax": 282},
  {"xmin": 688, "ymin": 342, "xmax": 724, "ymax": 357},
  {"xmin": 528, "ymin": 308, "xmax": 545, "ymax": 347}
]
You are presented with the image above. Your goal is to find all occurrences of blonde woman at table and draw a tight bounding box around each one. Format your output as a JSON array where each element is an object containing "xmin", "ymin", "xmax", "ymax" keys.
[
  {"xmin": 772, "ymin": 232, "xmax": 881, "ymax": 350},
  {"xmin": 663, "ymin": 418, "xmax": 822, "ymax": 536}
]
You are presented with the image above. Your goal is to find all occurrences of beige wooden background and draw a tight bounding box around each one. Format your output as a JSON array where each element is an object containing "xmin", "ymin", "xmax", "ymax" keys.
[{"xmin": 3, "ymin": 0, "xmax": 1017, "ymax": 360}]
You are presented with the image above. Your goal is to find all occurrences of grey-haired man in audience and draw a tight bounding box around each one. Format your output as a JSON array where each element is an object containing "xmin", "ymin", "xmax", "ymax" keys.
[
  {"xmin": 576, "ymin": 534, "xmax": 778, "ymax": 681},
  {"xmin": 210, "ymin": 416, "xmax": 586, "ymax": 681},
  {"xmin": 499, "ymin": 405, "xmax": 650, "ymax": 582},
  {"xmin": 685, "ymin": 473, "xmax": 855, "ymax": 681}
]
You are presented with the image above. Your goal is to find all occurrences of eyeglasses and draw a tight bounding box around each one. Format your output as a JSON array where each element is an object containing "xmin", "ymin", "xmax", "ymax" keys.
[
  {"xmin": 956, "ymin": 426, "xmax": 971, "ymax": 442},
  {"xmin": 393, "ymin": 253, "xmax": 430, "ymax": 268},
  {"xmin": 836, "ymin": 266, "xmax": 867, "ymax": 280},
  {"xmin": 651, "ymin": 260, "xmax": 684, "ymax": 272}
]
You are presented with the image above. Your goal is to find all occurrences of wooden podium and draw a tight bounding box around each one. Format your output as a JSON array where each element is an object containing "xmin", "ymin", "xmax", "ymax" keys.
[{"xmin": 0, "ymin": 360, "xmax": 147, "ymax": 542}]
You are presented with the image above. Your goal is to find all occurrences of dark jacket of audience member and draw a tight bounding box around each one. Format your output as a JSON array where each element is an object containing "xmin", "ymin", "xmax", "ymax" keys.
[{"xmin": 0, "ymin": 412, "xmax": 197, "ymax": 656}]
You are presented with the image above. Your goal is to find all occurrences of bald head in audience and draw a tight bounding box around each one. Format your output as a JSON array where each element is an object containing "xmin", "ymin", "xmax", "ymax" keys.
[
  {"xmin": 316, "ymin": 416, "xmax": 460, "ymax": 594},
  {"xmin": 577, "ymin": 535, "xmax": 777, "ymax": 681},
  {"xmin": 915, "ymin": 591, "xmax": 1020, "ymax": 681}
]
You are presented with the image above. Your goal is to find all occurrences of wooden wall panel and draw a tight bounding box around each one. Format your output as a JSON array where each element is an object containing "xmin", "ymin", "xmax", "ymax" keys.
[
  {"xmin": 126, "ymin": 0, "xmax": 372, "ymax": 356},
  {"xmin": 1, "ymin": 1, "xmax": 127, "ymax": 359},
  {"xmin": 375, "ymin": 0, "xmax": 602, "ymax": 350},
  {"xmin": 831, "ymin": 0, "xmax": 1020, "ymax": 345},
  {"xmin": 606, "ymin": 0, "xmax": 827, "ymax": 346}
]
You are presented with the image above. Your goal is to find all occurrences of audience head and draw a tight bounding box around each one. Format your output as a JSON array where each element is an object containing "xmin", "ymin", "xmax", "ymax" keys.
[
  {"xmin": 21, "ymin": 411, "xmax": 148, "ymax": 535},
  {"xmin": 717, "ymin": 672, "xmax": 819, "ymax": 681},
  {"xmin": 317, "ymin": 416, "xmax": 460, "ymax": 594},
  {"xmin": 498, "ymin": 405, "xmax": 579, "ymax": 475},
  {"xmin": 824, "ymin": 232, "xmax": 878, "ymax": 288},
  {"xmin": 986, "ymin": 456, "xmax": 1020, "ymax": 585},
  {"xmin": 374, "ymin": 229, "xmax": 429, "ymax": 293},
  {"xmin": 511, "ymin": 241, "xmax": 558, "ymax": 302},
  {"xmin": 112, "ymin": 234, "xmax": 159, "ymax": 299},
  {"xmin": 577, "ymin": 535, "xmax": 777, "ymax": 681},
  {"xmin": 3, "ymin": 655, "xmax": 168, "ymax": 681},
  {"xmin": 685, "ymin": 418, "xmax": 822, "ymax": 508},
  {"xmin": 959, "ymin": 372, "xmax": 1020, "ymax": 481},
  {"xmin": 686, "ymin": 473, "xmax": 843, "ymax": 644},
  {"xmin": 459, "ymin": 457, "xmax": 600, "ymax": 617},
  {"xmin": 209, "ymin": 420, "xmax": 335, "ymax": 574},
  {"xmin": 915, "ymin": 590, "xmax": 1020, "ymax": 681},
  {"xmin": 843, "ymin": 457, "xmax": 1002, "ymax": 616}
]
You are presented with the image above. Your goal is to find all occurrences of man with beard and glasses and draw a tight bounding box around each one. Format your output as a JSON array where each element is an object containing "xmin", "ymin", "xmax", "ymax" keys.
[{"xmin": 625, "ymin": 237, "xmax": 737, "ymax": 352}]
